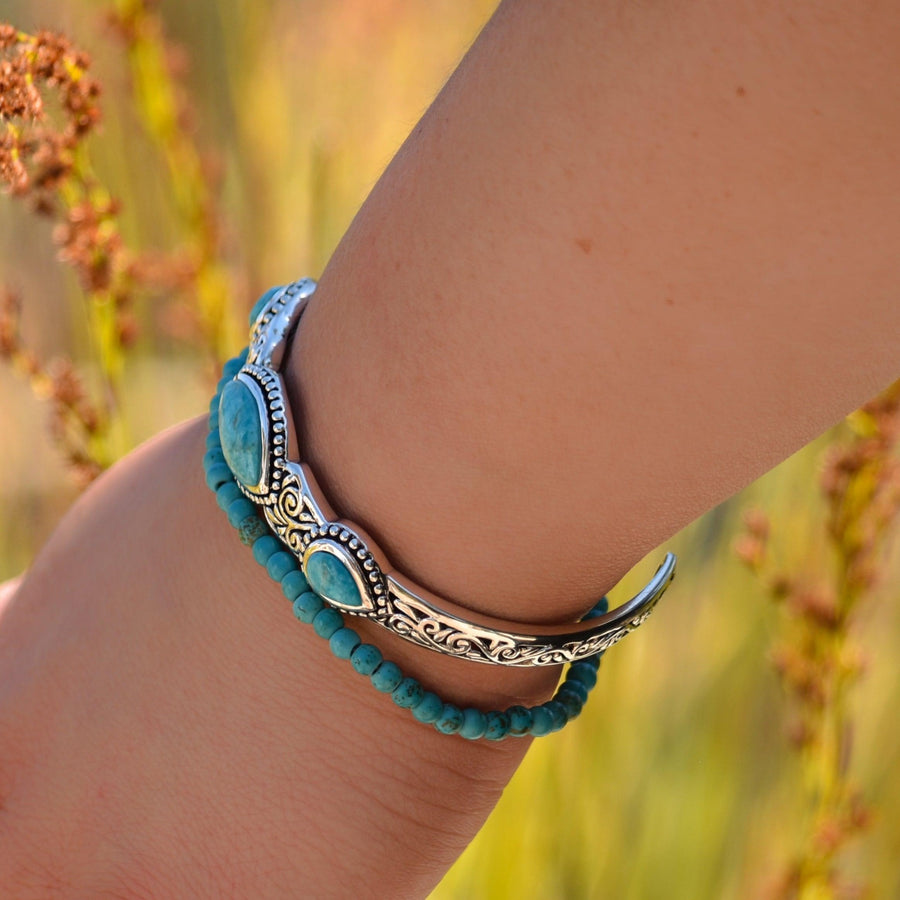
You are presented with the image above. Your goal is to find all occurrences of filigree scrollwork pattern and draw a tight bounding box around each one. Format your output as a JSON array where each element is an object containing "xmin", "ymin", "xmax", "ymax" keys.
[
  {"xmin": 263, "ymin": 469, "xmax": 321, "ymax": 556},
  {"xmin": 380, "ymin": 583, "xmax": 667, "ymax": 666},
  {"xmin": 385, "ymin": 594, "xmax": 521, "ymax": 663}
]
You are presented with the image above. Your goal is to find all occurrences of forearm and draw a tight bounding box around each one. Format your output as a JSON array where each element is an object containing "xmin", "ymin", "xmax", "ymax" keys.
[{"xmin": 4, "ymin": 421, "xmax": 533, "ymax": 898}]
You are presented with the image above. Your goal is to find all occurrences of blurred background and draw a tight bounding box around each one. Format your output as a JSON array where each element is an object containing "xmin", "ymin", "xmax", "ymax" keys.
[{"xmin": 1, "ymin": 1, "xmax": 899, "ymax": 897}]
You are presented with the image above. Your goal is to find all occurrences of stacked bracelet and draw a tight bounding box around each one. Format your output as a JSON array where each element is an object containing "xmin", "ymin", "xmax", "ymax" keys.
[
  {"xmin": 203, "ymin": 281, "xmax": 676, "ymax": 739},
  {"xmin": 206, "ymin": 366, "xmax": 603, "ymax": 739},
  {"xmin": 217, "ymin": 280, "xmax": 675, "ymax": 664}
]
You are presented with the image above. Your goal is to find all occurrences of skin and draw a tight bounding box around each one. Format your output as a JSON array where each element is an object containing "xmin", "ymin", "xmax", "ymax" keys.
[{"xmin": 2, "ymin": 0, "xmax": 900, "ymax": 895}]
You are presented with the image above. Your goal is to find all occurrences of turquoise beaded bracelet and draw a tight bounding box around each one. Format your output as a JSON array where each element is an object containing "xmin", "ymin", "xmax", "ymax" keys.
[{"xmin": 205, "ymin": 349, "xmax": 604, "ymax": 740}]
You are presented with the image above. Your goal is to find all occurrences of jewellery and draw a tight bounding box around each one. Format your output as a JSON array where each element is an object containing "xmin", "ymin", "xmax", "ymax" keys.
[
  {"xmin": 216, "ymin": 279, "xmax": 676, "ymax": 666},
  {"xmin": 205, "ymin": 353, "xmax": 606, "ymax": 740}
]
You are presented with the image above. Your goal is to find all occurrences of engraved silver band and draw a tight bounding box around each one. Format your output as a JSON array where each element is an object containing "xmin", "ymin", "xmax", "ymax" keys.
[{"xmin": 226, "ymin": 278, "xmax": 676, "ymax": 666}]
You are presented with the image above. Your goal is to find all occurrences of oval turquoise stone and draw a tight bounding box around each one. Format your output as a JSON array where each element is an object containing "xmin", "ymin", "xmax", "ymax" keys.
[
  {"xmin": 218, "ymin": 380, "xmax": 263, "ymax": 488},
  {"xmin": 305, "ymin": 548, "xmax": 363, "ymax": 608}
]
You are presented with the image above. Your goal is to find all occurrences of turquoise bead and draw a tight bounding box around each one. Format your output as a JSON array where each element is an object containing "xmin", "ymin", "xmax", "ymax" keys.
[
  {"xmin": 434, "ymin": 704, "xmax": 464, "ymax": 735},
  {"xmin": 238, "ymin": 515, "xmax": 267, "ymax": 546},
  {"xmin": 215, "ymin": 481, "xmax": 242, "ymax": 511},
  {"xmin": 218, "ymin": 380, "xmax": 263, "ymax": 488},
  {"xmin": 330, "ymin": 627, "xmax": 362, "ymax": 659},
  {"xmin": 371, "ymin": 661, "xmax": 403, "ymax": 693},
  {"xmin": 222, "ymin": 356, "xmax": 245, "ymax": 379},
  {"xmin": 205, "ymin": 462, "xmax": 233, "ymax": 491},
  {"xmin": 205, "ymin": 427, "xmax": 222, "ymax": 450},
  {"xmin": 312, "ymin": 607, "xmax": 343, "ymax": 639},
  {"xmin": 252, "ymin": 535, "xmax": 282, "ymax": 566},
  {"xmin": 226, "ymin": 496, "xmax": 256, "ymax": 527},
  {"xmin": 567, "ymin": 662, "xmax": 598, "ymax": 689},
  {"xmin": 280, "ymin": 569, "xmax": 310, "ymax": 601},
  {"xmin": 458, "ymin": 708, "xmax": 487, "ymax": 740},
  {"xmin": 305, "ymin": 548, "xmax": 362, "ymax": 608},
  {"xmin": 506, "ymin": 706, "xmax": 533, "ymax": 736},
  {"xmin": 556, "ymin": 687, "xmax": 585, "ymax": 719},
  {"xmin": 484, "ymin": 711, "xmax": 510, "ymax": 741},
  {"xmin": 583, "ymin": 596, "xmax": 610, "ymax": 619},
  {"xmin": 411, "ymin": 692, "xmax": 444, "ymax": 723},
  {"xmin": 248, "ymin": 286, "xmax": 281, "ymax": 326},
  {"xmin": 544, "ymin": 700, "xmax": 569, "ymax": 732},
  {"xmin": 350, "ymin": 644, "xmax": 383, "ymax": 676},
  {"xmin": 391, "ymin": 677, "xmax": 424, "ymax": 709},
  {"xmin": 293, "ymin": 591, "xmax": 324, "ymax": 624},
  {"xmin": 559, "ymin": 679, "xmax": 589, "ymax": 704},
  {"xmin": 266, "ymin": 551, "xmax": 296, "ymax": 582},
  {"xmin": 528, "ymin": 706, "xmax": 554, "ymax": 737}
]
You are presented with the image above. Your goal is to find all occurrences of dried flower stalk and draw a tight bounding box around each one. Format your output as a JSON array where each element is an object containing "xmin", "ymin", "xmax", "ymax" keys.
[
  {"xmin": 0, "ymin": 287, "xmax": 105, "ymax": 484},
  {"xmin": 1, "ymin": 10, "xmax": 238, "ymax": 482},
  {"xmin": 108, "ymin": 0, "xmax": 237, "ymax": 364},
  {"xmin": 737, "ymin": 381, "xmax": 900, "ymax": 900},
  {"xmin": 0, "ymin": 24, "xmax": 135, "ymax": 477}
]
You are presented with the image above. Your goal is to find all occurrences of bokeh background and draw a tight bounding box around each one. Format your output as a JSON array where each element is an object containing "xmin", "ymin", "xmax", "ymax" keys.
[{"xmin": 2, "ymin": 1, "xmax": 899, "ymax": 897}]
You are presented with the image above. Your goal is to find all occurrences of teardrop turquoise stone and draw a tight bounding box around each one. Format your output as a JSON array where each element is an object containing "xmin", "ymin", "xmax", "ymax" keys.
[
  {"xmin": 218, "ymin": 380, "xmax": 263, "ymax": 487},
  {"xmin": 305, "ymin": 549, "xmax": 363, "ymax": 607}
]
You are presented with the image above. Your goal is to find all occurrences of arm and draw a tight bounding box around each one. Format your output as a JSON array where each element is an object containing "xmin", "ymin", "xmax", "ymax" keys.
[{"xmin": 3, "ymin": 1, "xmax": 900, "ymax": 896}]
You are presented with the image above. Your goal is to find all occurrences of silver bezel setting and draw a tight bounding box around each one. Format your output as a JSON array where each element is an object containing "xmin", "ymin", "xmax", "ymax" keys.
[
  {"xmin": 231, "ymin": 366, "xmax": 291, "ymax": 500},
  {"xmin": 301, "ymin": 533, "xmax": 386, "ymax": 614}
]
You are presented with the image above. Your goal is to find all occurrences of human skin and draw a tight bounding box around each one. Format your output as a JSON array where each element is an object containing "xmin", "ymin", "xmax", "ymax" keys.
[{"xmin": 2, "ymin": 0, "xmax": 900, "ymax": 896}]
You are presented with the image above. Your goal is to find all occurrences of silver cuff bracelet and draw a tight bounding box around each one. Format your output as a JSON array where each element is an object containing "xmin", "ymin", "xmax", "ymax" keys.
[{"xmin": 216, "ymin": 279, "xmax": 676, "ymax": 666}]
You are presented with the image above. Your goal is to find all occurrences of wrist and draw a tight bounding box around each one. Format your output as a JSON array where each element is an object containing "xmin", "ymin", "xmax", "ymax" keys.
[{"xmin": 283, "ymin": 264, "xmax": 626, "ymax": 630}]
